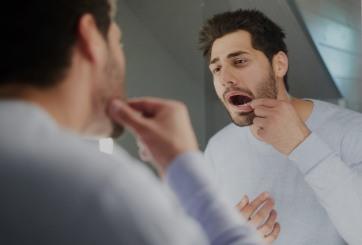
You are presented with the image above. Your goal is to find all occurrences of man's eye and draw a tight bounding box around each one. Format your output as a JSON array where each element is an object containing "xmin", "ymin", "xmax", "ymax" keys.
[
  {"xmin": 212, "ymin": 67, "xmax": 221, "ymax": 74},
  {"xmin": 235, "ymin": 59, "xmax": 247, "ymax": 65}
]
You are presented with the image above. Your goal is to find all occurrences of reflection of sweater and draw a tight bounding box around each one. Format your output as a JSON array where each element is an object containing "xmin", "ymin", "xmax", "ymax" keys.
[
  {"xmin": 0, "ymin": 100, "xmax": 262, "ymax": 245},
  {"xmin": 205, "ymin": 99, "xmax": 362, "ymax": 245}
]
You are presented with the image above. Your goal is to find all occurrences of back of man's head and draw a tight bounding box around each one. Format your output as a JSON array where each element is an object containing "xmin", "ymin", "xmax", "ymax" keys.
[{"xmin": 0, "ymin": 0, "xmax": 112, "ymax": 89}]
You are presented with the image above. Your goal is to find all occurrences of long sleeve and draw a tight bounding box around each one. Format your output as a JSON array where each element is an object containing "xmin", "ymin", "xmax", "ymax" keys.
[
  {"xmin": 166, "ymin": 151, "xmax": 262, "ymax": 245},
  {"xmin": 289, "ymin": 133, "xmax": 362, "ymax": 245}
]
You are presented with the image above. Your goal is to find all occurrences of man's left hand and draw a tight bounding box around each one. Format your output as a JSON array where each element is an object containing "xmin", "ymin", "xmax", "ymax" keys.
[{"xmin": 250, "ymin": 99, "xmax": 311, "ymax": 155}]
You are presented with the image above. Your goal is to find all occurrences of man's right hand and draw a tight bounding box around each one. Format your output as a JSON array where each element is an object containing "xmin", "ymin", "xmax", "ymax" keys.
[
  {"xmin": 108, "ymin": 97, "xmax": 199, "ymax": 171},
  {"xmin": 236, "ymin": 192, "xmax": 281, "ymax": 244}
]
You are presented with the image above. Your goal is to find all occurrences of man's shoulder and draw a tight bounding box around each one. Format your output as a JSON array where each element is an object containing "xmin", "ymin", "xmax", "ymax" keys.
[
  {"xmin": 310, "ymin": 100, "xmax": 362, "ymax": 162},
  {"xmin": 0, "ymin": 119, "xmax": 141, "ymax": 189},
  {"xmin": 312, "ymin": 99, "xmax": 362, "ymax": 129}
]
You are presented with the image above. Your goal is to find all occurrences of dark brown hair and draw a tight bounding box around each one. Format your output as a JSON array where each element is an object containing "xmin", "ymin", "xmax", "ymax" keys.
[{"xmin": 0, "ymin": 0, "xmax": 112, "ymax": 88}]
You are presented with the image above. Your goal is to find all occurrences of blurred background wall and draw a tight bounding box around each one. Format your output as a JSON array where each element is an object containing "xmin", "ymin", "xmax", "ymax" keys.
[{"xmin": 112, "ymin": 0, "xmax": 361, "ymax": 158}]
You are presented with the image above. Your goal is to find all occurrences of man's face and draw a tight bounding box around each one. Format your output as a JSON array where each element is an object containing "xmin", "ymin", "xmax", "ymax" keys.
[
  {"xmin": 209, "ymin": 30, "xmax": 278, "ymax": 127},
  {"xmin": 105, "ymin": 22, "xmax": 127, "ymax": 137},
  {"xmin": 90, "ymin": 21, "xmax": 127, "ymax": 137}
]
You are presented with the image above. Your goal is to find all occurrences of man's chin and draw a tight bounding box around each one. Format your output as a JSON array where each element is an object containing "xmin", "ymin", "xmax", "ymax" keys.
[
  {"xmin": 230, "ymin": 111, "xmax": 255, "ymax": 127},
  {"xmin": 110, "ymin": 122, "xmax": 125, "ymax": 138}
]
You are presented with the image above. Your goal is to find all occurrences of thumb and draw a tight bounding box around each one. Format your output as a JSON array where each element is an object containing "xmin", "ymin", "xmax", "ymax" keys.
[{"xmin": 108, "ymin": 100, "xmax": 149, "ymax": 134}]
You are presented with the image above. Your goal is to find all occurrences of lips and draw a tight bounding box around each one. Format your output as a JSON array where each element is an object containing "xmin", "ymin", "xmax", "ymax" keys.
[{"xmin": 225, "ymin": 91, "xmax": 253, "ymax": 112}]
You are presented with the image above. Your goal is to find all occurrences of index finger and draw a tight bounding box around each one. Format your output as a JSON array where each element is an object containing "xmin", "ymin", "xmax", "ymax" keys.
[
  {"xmin": 250, "ymin": 98, "xmax": 279, "ymax": 108},
  {"xmin": 127, "ymin": 97, "xmax": 182, "ymax": 118},
  {"xmin": 108, "ymin": 100, "xmax": 150, "ymax": 135},
  {"xmin": 127, "ymin": 97, "xmax": 167, "ymax": 115}
]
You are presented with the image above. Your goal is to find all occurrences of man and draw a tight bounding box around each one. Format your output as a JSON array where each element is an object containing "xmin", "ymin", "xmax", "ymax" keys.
[
  {"xmin": 199, "ymin": 9, "xmax": 362, "ymax": 245},
  {"xmin": 0, "ymin": 1, "xmax": 264, "ymax": 244}
]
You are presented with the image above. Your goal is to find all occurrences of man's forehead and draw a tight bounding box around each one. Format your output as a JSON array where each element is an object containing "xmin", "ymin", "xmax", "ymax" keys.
[{"xmin": 210, "ymin": 30, "xmax": 253, "ymax": 62}]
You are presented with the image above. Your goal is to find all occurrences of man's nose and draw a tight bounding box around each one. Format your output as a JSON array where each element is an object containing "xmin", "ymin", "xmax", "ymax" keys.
[{"xmin": 220, "ymin": 67, "xmax": 238, "ymax": 87}]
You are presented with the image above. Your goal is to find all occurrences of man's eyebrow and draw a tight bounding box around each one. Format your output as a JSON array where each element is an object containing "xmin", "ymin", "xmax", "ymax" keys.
[
  {"xmin": 227, "ymin": 51, "xmax": 249, "ymax": 59},
  {"xmin": 209, "ymin": 51, "xmax": 249, "ymax": 65},
  {"xmin": 209, "ymin": 57, "xmax": 219, "ymax": 65}
]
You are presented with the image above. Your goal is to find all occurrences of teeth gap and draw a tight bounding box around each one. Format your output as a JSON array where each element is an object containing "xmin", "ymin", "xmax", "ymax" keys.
[{"xmin": 230, "ymin": 95, "xmax": 251, "ymax": 106}]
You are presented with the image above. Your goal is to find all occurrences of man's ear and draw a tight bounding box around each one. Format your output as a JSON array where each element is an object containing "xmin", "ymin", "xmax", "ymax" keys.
[
  {"xmin": 272, "ymin": 51, "xmax": 288, "ymax": 79},
  {"xmin": 76, "ymin": 14, "xmax": 107, "ymax": 65}
]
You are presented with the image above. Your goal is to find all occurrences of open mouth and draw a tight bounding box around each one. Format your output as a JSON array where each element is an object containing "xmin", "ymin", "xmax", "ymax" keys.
[{"xmin": 226, "ymin": 93, "xmax": 253, "ymax": 107}]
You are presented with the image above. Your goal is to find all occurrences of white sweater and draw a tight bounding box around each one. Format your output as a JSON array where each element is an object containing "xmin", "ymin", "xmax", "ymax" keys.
[{"xmin": 205, "ymin": 100, "xmax": 362, "ymax": 245}]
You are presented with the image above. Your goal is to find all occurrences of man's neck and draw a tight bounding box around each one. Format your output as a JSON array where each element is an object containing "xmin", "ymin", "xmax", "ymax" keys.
[
  {"xmin": 277, "ymin": 86, "xmax": 314, "ymax": 123},
  {"xmin": 290, "ymin": 97, "xmax": 314, "ymax": 123},
  {"xmin": 0, "ymin": 83, "xmax": 89, "ymax": 134}
]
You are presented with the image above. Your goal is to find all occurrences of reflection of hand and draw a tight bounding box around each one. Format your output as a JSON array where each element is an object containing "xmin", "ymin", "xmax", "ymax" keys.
[
  {"xmin": 236, "ymin": 192, "xmax": 280, "ymax": 244},
  {"xmin": 250, "ymin": 99, "xmax": 311, "ymax": 155},
  {"xmin": 136, "ymin": 138, "xmax": 164, "ymax": 176},
  {"xmin": 108, "ymin": 97, "xmax": 199, "ymax": 171}
]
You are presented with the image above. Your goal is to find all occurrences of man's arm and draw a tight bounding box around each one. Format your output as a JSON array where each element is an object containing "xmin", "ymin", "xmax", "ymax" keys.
[
  {"xmin": 288, "ymin": 133, "xmax": 362, "ymax": 245},
  {"xmin": 250, "ymin": 99, "xmax": 362, "ymax": 245},
  {"xmin": 109, "ymin": 98, "xmax": 263, "ymax": 245}
]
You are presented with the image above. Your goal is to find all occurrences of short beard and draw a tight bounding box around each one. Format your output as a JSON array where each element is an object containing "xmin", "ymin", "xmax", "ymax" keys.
[
  {"xmin": 91, "ymin": 53, "xmax": 126, "ymax": 139},
  {"xmin": 230, "ymin": 71, "xmax": 278, "ymax": 127},
  {"xmin": 232, "ymin": 111, "xmax": 256, "ymax": 127},
  {"xmin": 110, "ymin": 122, "xmax": 125, "ymax": 138}
]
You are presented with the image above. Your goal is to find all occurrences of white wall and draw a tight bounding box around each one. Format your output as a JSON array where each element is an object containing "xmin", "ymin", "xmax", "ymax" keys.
[
  {"xmin": 296, "ymin": 0, "xmax": 362, "ymax": 111},
  {"xmin": 115, "ymin": 0, "xmax": 206, "ymax": 156}
]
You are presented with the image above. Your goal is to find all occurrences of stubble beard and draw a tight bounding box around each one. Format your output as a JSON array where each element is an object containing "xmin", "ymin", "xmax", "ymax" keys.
[
  {"xmin": 228, "ymin": 71, "xmax": 278, "ymax": 127},
  {"xmin": 90, "ymin": 53, "xmax": 126, "ymax": 138},
  {"xmin": 106, "ymin": 55, "xmax": 126, "ymax": 138}
]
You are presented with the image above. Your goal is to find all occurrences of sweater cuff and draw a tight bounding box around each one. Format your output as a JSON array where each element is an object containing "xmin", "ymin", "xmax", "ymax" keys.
[{"xmin": 165, "ymin": 151, "xmax": 211, "ymax": 206}]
